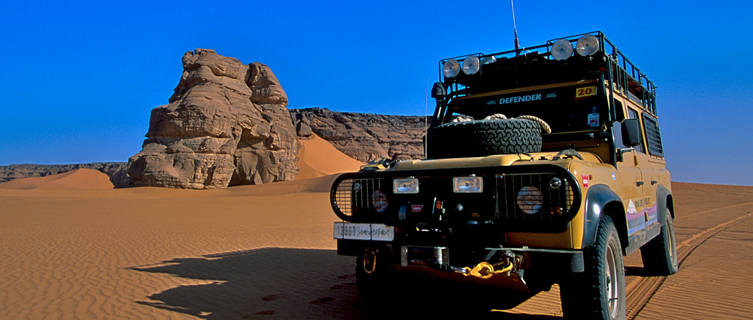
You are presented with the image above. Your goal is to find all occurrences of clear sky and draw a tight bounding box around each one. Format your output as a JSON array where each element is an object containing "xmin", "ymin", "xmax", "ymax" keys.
[{"xmin": 0, "ymin": 0, "xmax": 751, "ymax": 185}]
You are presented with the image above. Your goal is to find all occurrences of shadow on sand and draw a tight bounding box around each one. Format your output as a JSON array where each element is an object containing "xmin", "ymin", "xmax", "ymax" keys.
[{"xmin": 130, "ymin": 248, "xmax": 561, "ymax": 320}]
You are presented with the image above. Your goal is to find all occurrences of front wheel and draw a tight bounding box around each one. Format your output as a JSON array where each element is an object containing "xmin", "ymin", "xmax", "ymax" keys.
[
  {"xmin": 640, "ymin": 209, "xmax": 679, "ymax": 275},
  {"xmin": 560, "ymin": 215, "xmax": 626, "ymax": 320}
]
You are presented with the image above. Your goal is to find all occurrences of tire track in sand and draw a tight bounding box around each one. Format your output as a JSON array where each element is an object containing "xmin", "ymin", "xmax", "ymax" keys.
[
  {"xmin": 625, "ymin": 210, "xmax": 753, "ymax": 319},
  {"xmin": 674, "ymin": 201, "xmax": 753, "ymax": 220}
]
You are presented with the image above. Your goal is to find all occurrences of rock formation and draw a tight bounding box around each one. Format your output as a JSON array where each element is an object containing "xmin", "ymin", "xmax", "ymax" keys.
[
  {"xmin": 127, "ymin": 49, "xmax": 298, "ymax": 189},
  {"xmin": 290, "ymin": 108, "xmax": 428, "ymax": 162},
  {"xmin": 1, "ymin": 109, "xmax": 429, "ymax": 187}
]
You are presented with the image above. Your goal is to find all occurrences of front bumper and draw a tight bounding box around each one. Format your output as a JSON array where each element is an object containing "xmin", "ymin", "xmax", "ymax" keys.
[{"xmin": 335, "ymin": 222, "xmax": 584, "ymax": 293}]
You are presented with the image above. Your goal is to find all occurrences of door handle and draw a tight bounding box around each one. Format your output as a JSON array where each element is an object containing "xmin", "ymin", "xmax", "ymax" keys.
[
  {"xmin": 651, "ymin": 180, "xmax": 657, "ymax": 186},
  {"xmin": 636, "ymin": 181, "xmax": 645, "ymax": 187}
]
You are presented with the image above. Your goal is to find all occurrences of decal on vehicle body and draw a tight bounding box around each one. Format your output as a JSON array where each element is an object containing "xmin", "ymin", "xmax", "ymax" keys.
[
  {"xmin": 498, "ymin": 93, "xmax": 542, "ymax": 105},
  {"xmin": 581, "ymin": 174, "xmax": 590, "ymax": 188},
  {"xmin": 575, "ymin": 86, "xmax": 597, "ymax": 98}
]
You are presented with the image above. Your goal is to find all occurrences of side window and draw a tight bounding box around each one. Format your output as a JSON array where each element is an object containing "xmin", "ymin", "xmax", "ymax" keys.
[
  {"xmin": 614, "ymin": 100, "xmax": 626, "ymax": 121},
  {"xmin": 613, "ymin": 100, "xmax": 626, "ymax": 148},
  {"xmin": 627, "ymin": 108, "xmax": 645, "ymax": 153},
  {"xmin": 613, "ymin": 121, "xmax": 626, "ymax": 149},
  {"xmin": 642, "ymin": 114, "xmax": 664, "ymax": 157}
]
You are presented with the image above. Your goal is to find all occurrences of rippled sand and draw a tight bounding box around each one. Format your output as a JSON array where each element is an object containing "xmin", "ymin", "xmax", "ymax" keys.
[{"xmin": 1, "ymin": 139, "xmax": 752, "ymax": 319}]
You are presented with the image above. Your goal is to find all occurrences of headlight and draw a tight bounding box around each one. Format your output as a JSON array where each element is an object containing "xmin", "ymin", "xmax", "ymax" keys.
[
  {"xmin": 443, "ymin": 59, "xmax": 460, "ymax": 78},
  {"xmin": 575, "ymin": 34, "xmax": 600, "ymax": 56},
  {"xmin": 371, "ymin": 190, "xmax": 389, "ymax": 213},
  {"xmin": 393, "ymin": 178, "xmax": 419, "ymax": 194},
  {"xmin": 551, "ymin": 39, "xmax": 573, "ymax": 61},
  {"xmin": 462, "ymin": 55, "xmax": 480, "ymax": 75},
  {"xmin": 453, "ymin": 176, "xmax": 483, "ymax": 193},
  {"xmin": 516, "ymin": 186, "xmax": 543, "ymax": 214}
]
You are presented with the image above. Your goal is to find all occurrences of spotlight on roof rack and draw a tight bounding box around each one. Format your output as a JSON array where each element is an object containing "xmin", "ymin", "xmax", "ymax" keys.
[
  {"xmin": 575, "ymin": 34, "xmax": 600, "ymax": 56},
  {"xmin": 481, "ymin": 56, "xmax": 497, "ymax": 65},
  {"xmin": 551, "ymin": 39, "xmax": 573, "ymax": 61},
  {"xmin": 462, "ymin": 56, "xmax": 480, "ymax": 75},
  {"xmin": 443, "ymin": 59, "xmax": 460, "ymax": 78}
]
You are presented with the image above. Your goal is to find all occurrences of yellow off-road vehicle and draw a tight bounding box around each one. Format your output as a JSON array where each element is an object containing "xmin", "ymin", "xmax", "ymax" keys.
[{"xmin": 331, "ymin": 31, "xmax": 677, "ymax": 319}]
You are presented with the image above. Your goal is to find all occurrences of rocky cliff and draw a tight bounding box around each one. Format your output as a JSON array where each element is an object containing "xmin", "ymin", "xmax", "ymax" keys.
[
  {"xmin": 126, "ymin": 49, "xmax": 299, "ymax": 189},
  {"xmin": 290, "ymin": 108, "xmax": 427, "ymax": 162}
]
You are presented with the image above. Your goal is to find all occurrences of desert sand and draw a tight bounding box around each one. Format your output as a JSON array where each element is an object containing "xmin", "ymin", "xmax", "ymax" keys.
[{"xmin": 1, "ymin": 138, "xmax": 752, "ymax": 319}]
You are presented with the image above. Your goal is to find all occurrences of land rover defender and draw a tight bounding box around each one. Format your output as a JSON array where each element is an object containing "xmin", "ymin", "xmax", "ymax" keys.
[{"xmin": 331, "ymin": 31, "xmax": 677, "ymax": 319}]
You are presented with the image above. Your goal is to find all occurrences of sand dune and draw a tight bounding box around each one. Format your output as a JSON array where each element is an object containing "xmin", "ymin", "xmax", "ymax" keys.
[
  {"xmin": 1, "ymin": 147, "xmax": 753, "ymax": 319},
  {"xmin": 0, "ymin": 135, "xmax": 361, "ymax": 191},
  {"xmin": 295, "ymin": 134, "xmax": 364, "ymax": 179},
  {"xmin": 0, "ymin": 168, "xmax": 114, "ymax": 190}
]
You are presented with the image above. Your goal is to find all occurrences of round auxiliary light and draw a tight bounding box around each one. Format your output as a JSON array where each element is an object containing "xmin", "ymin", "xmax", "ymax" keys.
[
  {"xmin": 551, "ymin": 39, "xmax": 573, "ymax": 61},
  {"xmin": 371, "ymin": 190, "xmax": 389, "ymax": 213},
  {"xmin": 443, "ymin": 59, "xmax": 460, "ymax": 78},
  {"xmin": 549, "ymin": 177, "xmax": 562, "ymax": 190},
  {"xmin": 575, "ymin": 34, "xmax": 600, "ymax": 56},
  {"xmin": 517, "ymin": 186, "xmax": 544, "ymax": 215},
  {"xmin": 462, "ymin": 55, "xmax": 481, "ymax": 75}
]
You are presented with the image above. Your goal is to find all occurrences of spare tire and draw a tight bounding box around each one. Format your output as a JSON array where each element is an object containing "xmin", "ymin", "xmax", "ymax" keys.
[{"xmin": 426, "ymin": 119, "xmax": 542, "ymax": 159}]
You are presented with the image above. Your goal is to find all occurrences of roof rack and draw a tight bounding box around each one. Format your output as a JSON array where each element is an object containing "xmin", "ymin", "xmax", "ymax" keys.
[{"xmin": 438, "ymin": 31, "xmax": 657, "ymax": 115}]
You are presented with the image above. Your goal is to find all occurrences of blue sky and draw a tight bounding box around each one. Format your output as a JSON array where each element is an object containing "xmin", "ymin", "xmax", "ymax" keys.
[{"xmin": 0, "ymin": 0, "xmax": 751, "ymax": 185}]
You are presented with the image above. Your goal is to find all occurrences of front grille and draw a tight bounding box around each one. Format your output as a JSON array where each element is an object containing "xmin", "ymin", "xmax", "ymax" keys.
[
  {"xmin": 497, "ymin": 172, "xmax": 575, "ymax": 231},
  {"xmin": 330, "ymin": 166, "xmax": 580, "ymax": 231},
  {"xmin": 331, "ymin": 177, "xmax": 386, "ymax": 221}
]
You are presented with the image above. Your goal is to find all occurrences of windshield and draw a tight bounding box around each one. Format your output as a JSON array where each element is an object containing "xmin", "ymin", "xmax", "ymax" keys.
[{"xmin": 442, "ymin": 84, "xmax": 606, "ymax": 135}]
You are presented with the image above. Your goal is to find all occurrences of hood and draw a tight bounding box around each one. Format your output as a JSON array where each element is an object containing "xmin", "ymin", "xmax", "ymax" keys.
[{"xmin": 390, "ymin": 152, "xmax": 602, "ymax": 171}]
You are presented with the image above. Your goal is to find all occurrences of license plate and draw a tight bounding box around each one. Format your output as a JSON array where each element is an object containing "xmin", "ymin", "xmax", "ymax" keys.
[{"xmin": 333, "ymin": 222, "xmax": 394, "ymax": 241}]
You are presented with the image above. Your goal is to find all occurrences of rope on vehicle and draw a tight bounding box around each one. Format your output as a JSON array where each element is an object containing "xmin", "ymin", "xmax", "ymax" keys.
[{"xmin": 462, "ymin": 261, "xmax": 514, "ymax": 279}]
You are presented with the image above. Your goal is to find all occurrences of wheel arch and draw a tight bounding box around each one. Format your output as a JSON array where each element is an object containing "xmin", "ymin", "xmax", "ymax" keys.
[
  {"xmin": 582, "ymin": 184, "xmax": 629, "ymax": 253},
  {"xmin": 656, "ymin": 184, "xmax": 674, "ymax": 221}
]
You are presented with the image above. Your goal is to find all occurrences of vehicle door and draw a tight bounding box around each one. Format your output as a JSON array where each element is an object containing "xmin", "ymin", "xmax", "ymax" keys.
[
  {"xmin": 638, "ymin": 113, "xmax": 669, "ymax": 231},
  {"xmin": 624, "ymin": 107, "xmax": 653, "ymax": 238},
  {"xmin": 613, "ymin": 104, "xmax": 649, "ymax": 240}
]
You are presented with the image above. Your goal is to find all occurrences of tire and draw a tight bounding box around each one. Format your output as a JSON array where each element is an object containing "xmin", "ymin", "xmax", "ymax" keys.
[
  {"xmin": 640, "ymin": 209, "xmax": 678, "ymax": 275},
  {"xmin": 426, "ymin": 119, "xmax": 542, "ymax": 159},
  {"xmin": 560, "ymin": 216, "xmax": 626, "ymax": 320}
]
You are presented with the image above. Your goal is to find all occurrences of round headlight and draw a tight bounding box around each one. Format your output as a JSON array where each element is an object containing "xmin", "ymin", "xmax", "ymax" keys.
[
  {"xmin": 443, "ymin": 59, "xmax": 460, "ymax": 78},
  {"xmin": 575, "ymin": 34, "xmax": 600, "ymax": 56},
  {"xmin": 371, "ymin": 190, "xmax": 388, "ymax": 213},
  {"xmin": 462, "ymin": 55, "xmax": 480, "ymax": 75},
  {"xmin": 551, "ymin": 39, "xmax": 573, "ymax": 61},
  {"xmin": 516, "ymin": 186, "xmax": 543, "ymax": 214}
]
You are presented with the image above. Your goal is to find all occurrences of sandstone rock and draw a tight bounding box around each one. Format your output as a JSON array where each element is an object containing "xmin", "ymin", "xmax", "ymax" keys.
[
  {"xmin": 127, "ymin": 49, "xmax": 299, "ymax": 189},
  {"xmin": 289, "ymin": 108, "xmax": 428, "ymax": 162},
  {"xmin": 296, "ymin": 121, "xmax": 313, "ymax": 138}
]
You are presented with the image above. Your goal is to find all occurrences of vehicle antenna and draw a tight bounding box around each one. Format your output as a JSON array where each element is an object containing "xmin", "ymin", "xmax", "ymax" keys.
[
  {"xmin": 510, "ymin": 0, "xmax": 521, "ymax": 55},
  {"xmin": 424, "ymin": 77, "xmax": 429, "ymax": 131}
]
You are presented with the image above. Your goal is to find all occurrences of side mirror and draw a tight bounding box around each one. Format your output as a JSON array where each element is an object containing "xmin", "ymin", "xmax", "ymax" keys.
[{"xmin": 621, "ymin": 118, "xmax": 641, "ymax": 147}]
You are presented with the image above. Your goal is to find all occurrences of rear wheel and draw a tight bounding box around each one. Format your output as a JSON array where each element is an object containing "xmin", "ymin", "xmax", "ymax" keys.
[
  {"xmin": 560, "ymin": 215, "xmax": 625, "ymax": 320},
  {"xmin": 640, "ymin": 209, "xmax": 679, "ymax": 275}
]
